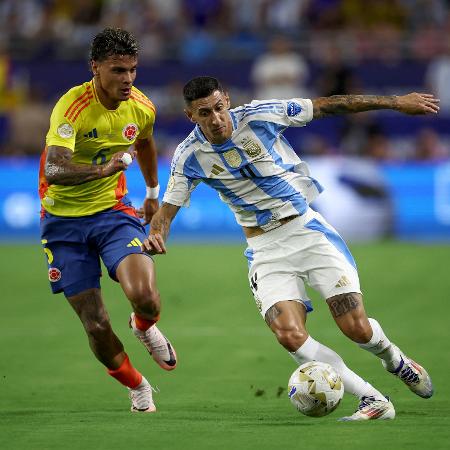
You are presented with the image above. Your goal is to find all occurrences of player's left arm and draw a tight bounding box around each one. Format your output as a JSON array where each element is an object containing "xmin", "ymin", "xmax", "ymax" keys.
[
  {"xmin": 135, "ymin": 136, "xmax": 159, "ymax": 225},
  {"xmin": 312, "ymin": 93, "xmax": 440, "ymax": 118}
]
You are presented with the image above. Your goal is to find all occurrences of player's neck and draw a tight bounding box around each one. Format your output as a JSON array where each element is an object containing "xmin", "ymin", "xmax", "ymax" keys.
[{"xmin": 93, "ymin": 78, "xmax": 121, "ymax": 110}]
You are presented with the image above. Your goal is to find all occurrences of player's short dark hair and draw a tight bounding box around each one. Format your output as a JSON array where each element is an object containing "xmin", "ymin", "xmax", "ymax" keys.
[
  {"xmin": 183, "ymin": 76, "xmax": 225, "ymax": 104},
  {"xmin": 90, "ymin": 28, "xmax": 138, "ymax": 62}
]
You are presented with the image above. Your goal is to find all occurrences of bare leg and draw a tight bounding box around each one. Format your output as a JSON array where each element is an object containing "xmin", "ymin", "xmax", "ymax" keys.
[
  {"xmin": 116, "ymin": 254, "xmax": 160, "ymax": 321},
  {"xmin": 327, "ymin": 292, "xmax": 433, "ymax": 398},
  {"xmin": 265, "ymin": 300, "xmax": 386, "ymax": 400},
  {"xmin": 67, "ymin": 288, "xmax": 125, "ymax": 369},
  {"xmin": 326, "ymin": 292, "xmax": 372, "ymax": 343},
  {"xmin": 117, "ymin": 253, "xmax": 177, "ymax": 371}
]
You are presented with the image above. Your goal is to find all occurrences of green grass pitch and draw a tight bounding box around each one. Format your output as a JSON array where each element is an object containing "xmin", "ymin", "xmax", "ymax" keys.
[{"xmin": 1, "ymin": 242, "xmax": 449, "ymax": 450}]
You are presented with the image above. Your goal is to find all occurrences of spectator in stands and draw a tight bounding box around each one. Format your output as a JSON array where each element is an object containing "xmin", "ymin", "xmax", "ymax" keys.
[
  {"xmin": 251, "ymin": 35, "xmax": 310, "ymax": 100},
  {"xmin": 8, "ymin": 87, "xmax": 51, "ymax": 156},
  {"xmin": 426, "ymin": 39, "xmax": 450, "ymax": 112},
  {"xmin": 261, "ymin": 0, "xmax": 308, "ymax": 34},
  {"xmin": 315, "ymin": 43, "xmax": 359, "ymax": 97}
]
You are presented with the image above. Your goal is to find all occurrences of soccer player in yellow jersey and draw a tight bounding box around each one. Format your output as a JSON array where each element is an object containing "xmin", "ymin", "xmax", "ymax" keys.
[{"xmin": 38, "ymin": 28, "xmax": 176, "ymax": 413}]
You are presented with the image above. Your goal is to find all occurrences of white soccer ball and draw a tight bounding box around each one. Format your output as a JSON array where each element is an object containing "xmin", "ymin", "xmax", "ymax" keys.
[
  {"xmin": 120, "ymin": 152, "xmax": 133, "ymax": 166},
  {"xmin": 288, "ymin": 361, "xmax": 344, "ymax": 417}
]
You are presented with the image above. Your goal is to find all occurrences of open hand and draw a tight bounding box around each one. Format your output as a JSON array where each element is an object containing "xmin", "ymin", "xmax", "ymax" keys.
[{"xmin": 396, "ymin": 93, "xmax": 440, "ymax": 115}]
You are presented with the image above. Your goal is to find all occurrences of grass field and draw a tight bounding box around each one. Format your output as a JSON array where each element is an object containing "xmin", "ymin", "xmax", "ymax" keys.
[{"xmin": 1, "ymin": 242, "xmax": 449, "ymax": 450}]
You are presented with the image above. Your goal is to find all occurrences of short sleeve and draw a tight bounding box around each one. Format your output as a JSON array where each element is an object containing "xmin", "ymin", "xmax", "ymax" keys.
[
  {"xmin": 162, "ymin": 171, "xmax": 200, "ymax": 208},
  {"xmin": 242, "ymin": 98, "xmax": 313, "ymax": 129},
  {"xmin": 138, "ymin": 118, "xmax": 154, "ymax": 140},
  {"xmin": 280, "ymin": 98, "xmax": 313, "ymax": 126},
  {"xmin": 45, "ymin": 97, "xmax": 80, "ymax": 150},
  {"xmin": 132, "ymin": 87, "xmax": 156, "ymax": 140}
]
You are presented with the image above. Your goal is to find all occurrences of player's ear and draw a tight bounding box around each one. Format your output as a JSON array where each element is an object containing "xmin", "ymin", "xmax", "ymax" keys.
[
  {"xmin": 224, "ymin": 92, "xmax": 230, "ymax": 109},
  {"xmin": 91, "ymin": 60, "xmax": 99, "ymax": 76},
  {"xmin": 184, "ymin": 108, "xmax": 196, "ymax": 123}
]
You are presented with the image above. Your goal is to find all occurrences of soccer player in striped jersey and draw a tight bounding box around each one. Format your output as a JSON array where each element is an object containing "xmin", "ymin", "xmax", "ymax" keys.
[
  {"xmin": 143, "ymin": 76, "xmax": 438, "ymax": 421},
  {"xmin": 39, "ymin": 28, "xmax": 177, "ymax": 413}
]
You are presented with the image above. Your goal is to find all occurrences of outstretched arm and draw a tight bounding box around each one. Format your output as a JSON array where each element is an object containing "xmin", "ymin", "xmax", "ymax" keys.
[
  {"xmin": 141, "ymin": 202, "xmax": 180, "ymax": 254},
  {"xmin": 312, "ymin": 93, "xmax": 440, "ymax": 119}
]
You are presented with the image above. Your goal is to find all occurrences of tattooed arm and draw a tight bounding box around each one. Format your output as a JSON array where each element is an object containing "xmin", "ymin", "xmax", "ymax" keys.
[
  {"xmin": 312, "ymin": 92, "xmax": 440, "ymax": 119},
  {"xmin": 141, "ymin": 202, "xmax": 180, "ymax": 255},
  {"xmin": 44, "ymin": 145, "xmax": 131, "ymax": 185}
]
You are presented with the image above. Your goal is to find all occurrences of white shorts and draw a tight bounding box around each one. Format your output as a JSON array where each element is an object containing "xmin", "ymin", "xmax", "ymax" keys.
[{"xmin": 245, "ymin": 208, "xmax": 361, "ymax": 318}]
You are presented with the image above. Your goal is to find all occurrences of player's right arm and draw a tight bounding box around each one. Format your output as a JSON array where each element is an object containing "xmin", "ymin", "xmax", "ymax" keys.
[
  {"xmin": 141, "ymin": 202, "xmax": 180, "ymax": 255},
  {"xmin": 45, "ymin": 145, "xmax": 131, "ymax": 185}
]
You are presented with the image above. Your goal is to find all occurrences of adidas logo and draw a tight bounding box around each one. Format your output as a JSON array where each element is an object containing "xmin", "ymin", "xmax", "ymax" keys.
[
  {"xmin": 127, "ymin": 237, "xmax": 143, "ymax": 247},
  {"xmin": 335, "ymin": 275, "xmax": 351, "ymax": 288},
  {"xmin": 83, "ymin": 128, "xmax": 98, "ymax": 138},
  {"xmin": 211, "ymin": 164, "xmax": 225, "ymax": 176}
]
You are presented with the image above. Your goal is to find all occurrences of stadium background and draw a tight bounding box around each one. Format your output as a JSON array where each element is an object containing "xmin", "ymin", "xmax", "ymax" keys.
[
  {"xmin": 1, "ymin": 0, "xmax": 450, "ymax": 241},
  {"xmin": 1, "ymin": 2, "xmax": 450, "ymax": 450}
]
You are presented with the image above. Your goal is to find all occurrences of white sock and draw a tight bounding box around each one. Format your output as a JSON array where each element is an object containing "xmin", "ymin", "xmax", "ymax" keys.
[
  {"xmin": 358, "ymin": 318, "xmax": 401, "ymax": 370},
  {"xmin": 290, "ymin": 335, "xmax": 386, "ymax": 401}
]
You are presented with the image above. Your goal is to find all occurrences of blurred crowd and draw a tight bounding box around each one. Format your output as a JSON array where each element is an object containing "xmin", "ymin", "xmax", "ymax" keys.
[{"xmin": 1, "ymin": 0, "xmax": 450, "ymax": 161}]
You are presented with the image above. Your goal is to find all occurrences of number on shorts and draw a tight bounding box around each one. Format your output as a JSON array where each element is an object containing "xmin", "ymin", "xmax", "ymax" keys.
[{"xmin": 41, "ymin": 239, "xmax": 54, "ymax": 264}]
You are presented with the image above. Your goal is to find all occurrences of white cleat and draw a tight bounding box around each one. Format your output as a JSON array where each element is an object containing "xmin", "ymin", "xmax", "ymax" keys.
[
  {"xmin": 129, "ymin": 313, "xmax": 177, "ymax": 371},
  {"xmin": 339, "ymin": 396, "xmax": 395, "ymax": 421},
  {"xmin": 128, "ymin": 377, "xmax": 157, "ymax": 413},
  {"xmin": 382, "ymin": 344, "xmax": 433, "ymax": 399}
]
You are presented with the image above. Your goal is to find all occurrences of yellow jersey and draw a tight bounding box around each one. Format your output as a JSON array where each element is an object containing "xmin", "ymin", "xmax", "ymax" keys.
[{"xmin": 39, "ymin": 79, "xmax": 156, "ymax": 217}]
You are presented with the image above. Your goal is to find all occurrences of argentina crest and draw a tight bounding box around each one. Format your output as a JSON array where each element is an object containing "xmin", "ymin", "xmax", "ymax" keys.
[
  {"xmin": 241, "ymin": 137, "xmax": 262, "ymax": 158},
  {"xmin": 223, "ymin": 149, "xmax": 242, "ymax": 168}
]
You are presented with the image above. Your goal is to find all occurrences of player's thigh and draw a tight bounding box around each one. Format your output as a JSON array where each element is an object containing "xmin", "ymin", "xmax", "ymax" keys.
[
  {"xmin": 97, "ymin": 211, "xmax": 153, "ymax": 282},
  {"xmin": 116, "ymin": 253, "xmax": 156, "ymax": 297},
  {"xmin": 301, "ymin": 210, "xmax": 361, "ymax": 301},
  {"xmin": 245, "ymin": 239, "xmax": 312, "ymax": 319},
  {"xmin": 40, "ymin": 214, "xmax": 101, "ymax": 297}
]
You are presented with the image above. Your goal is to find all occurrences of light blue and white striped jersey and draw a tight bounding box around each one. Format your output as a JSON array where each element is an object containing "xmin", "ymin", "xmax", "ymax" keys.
[{"xmin": 163, "ymin": 98, "xmax": 323, "ymax": 228}]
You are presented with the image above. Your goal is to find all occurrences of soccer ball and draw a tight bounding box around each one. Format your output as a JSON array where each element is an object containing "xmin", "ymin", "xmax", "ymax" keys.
[{"xmin": 288, "ymin": 361, "xmax": 344, "ymax": 417}]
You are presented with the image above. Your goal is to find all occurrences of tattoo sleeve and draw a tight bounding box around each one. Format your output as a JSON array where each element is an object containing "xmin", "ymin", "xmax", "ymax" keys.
[
  {"xmin": 312, "ymin": 95, "xmax": 399, "ymax": 118},
  {"xmin": 45, "ymin": 146, "xmax": 103, "ymax": 185},
  {"xmin": 150, "ymin": 215, "xmax": 171, "ymax": 241},
  {"xmin": 150, "ymin": 203, "xmax": 180, "ymax": 241},
  {"xmin": 327, "ymin": 293, "xmax": 360, "ymax": 318},
  {"xmin": 265, "ymin": 304, "xmax": 282, "ymax": 326}
]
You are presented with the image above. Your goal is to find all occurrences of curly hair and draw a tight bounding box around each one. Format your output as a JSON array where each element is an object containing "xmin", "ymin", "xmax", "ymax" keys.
[
  {"xmin": 183, "ymin": 76, "xmax": 225, "ymax": 104},
  {"xmin": 90, "ymin": 28, "xmax": 138, "ymax": 62}
]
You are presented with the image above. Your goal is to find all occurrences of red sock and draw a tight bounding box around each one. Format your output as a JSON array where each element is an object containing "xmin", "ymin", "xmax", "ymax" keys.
[
  {"xmin": 134, "ymin": 313, "xmax": 160, "ymax": 331},
  {"xmin": 108, "ymin": 354, "xmax": 142, "ymax": 389}
]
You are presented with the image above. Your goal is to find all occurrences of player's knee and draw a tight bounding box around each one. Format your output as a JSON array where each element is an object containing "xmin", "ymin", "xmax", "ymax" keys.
[
  {"xmin": 274, "ymin": 327, "xmax": 308, "ymax": 352},
  {"xmin": 128, "ymin": 285, "xmax": 161, "ymax": 316},
  {"xmin": 84, "ymin": 315, "xmax": 113, "ymax": 340}
]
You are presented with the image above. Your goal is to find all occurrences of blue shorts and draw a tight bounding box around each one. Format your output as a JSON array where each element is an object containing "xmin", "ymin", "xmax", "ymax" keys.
[{"xmin": 40, "ymin": 202, "xmax": 152, "ymax": 297}]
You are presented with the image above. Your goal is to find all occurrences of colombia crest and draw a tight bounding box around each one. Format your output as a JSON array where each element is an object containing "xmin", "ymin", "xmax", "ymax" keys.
[
  {"xmin": 122, "ymin": 123, "xmax": 139, "ymax": 141},
  {"xmin": 48, "ymin": 267, "xmax": 61, "ymax": 282}
]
